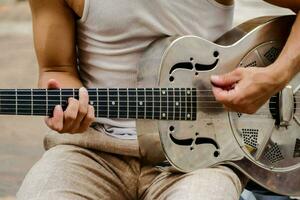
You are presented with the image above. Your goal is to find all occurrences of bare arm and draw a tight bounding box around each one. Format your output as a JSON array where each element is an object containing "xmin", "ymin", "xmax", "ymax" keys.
[
  {"xmin": 29, "ymin": 0, "xmax": 94, "ymax": 133},
  {"xmin": 263, "ymin": 0, "xmax": 300, "ymax": 12},
  {"xmin": 29, "ymin": 0, "xmax": 82, "ymax": 88},
  {"xmin": 263, "ymin": 0, "xmax": 300, "ymax": 79}
]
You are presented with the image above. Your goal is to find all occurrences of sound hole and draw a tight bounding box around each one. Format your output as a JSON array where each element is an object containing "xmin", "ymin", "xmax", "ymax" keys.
[
  {"xmin": 169, "ymin": 76, "xmax": 175, "ymax": 82},
  {"xmin": 169, "ymin": 126, "xmax": 175, "ymax": 132}
]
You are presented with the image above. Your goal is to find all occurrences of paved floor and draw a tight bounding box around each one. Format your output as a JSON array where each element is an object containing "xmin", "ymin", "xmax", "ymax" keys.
[
  {"xmin": 0, "ymin": 0, "xmax": 293, "ymax": 199},
  {"xmin": 0, "ymin": 2, "xmax": 47, "ymax": 199}
]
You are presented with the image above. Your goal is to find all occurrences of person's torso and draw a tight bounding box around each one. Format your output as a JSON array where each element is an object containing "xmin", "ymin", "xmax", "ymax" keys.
[{"xmin": 75, "ymin": 0, "xmax": 235, "ymax": 139}]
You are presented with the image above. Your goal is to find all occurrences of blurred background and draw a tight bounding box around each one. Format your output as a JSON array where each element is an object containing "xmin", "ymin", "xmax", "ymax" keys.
[{"xmin": 0, "ymin": 0, "xmax": 293, "ymax": 199}]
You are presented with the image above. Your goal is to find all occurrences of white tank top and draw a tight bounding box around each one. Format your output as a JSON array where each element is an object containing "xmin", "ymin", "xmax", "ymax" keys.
[{"xmin": 76, "ymin": 0, "xmax": 234, "ymax": 139}]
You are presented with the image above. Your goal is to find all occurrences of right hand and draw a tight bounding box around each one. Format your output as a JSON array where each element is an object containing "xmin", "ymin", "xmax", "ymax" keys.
[{"xmin": 45, "ymin": 79, "xmax": 95, "ymax": 134}]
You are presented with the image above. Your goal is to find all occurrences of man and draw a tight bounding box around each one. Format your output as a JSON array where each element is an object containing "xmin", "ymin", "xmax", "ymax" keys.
[{"xmin": 17, "ymin": 0, "xmax": 300, "ymax": 199}]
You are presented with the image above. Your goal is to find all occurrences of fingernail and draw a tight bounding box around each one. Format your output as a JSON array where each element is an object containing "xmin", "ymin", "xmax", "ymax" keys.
[
  {"xmin": 79, "ymin": 87, "xmax": 88, "ymax": 94},
  {"xmin": 55, "ymin": 105, "xmax": 62, "ymax": 111}
]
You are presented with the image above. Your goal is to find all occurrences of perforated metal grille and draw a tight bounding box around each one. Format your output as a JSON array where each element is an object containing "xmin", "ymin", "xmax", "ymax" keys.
[
  {"xmin": 264, "ymin": 47, "xmax": 280, "ymax": 63},
  {"xmin": 241, "ymin": 129, "xmax": 258, "ymax": 149},
  {"xmin": 264, "ymin": 143, "xmax": 284, "ymax": 163},
  {"xmin": 244, "ymin": 61, "xmax": 257, "ymax": 68}
]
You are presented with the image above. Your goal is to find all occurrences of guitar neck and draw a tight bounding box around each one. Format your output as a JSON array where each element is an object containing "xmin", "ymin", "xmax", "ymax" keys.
[{"xmin": 0, "ymin": 88, "xmax": 197, "ymax": 121}]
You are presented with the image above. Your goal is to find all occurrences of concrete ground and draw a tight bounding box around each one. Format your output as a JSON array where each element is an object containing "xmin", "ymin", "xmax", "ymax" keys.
[{"xmin": 0, "ymin": 0, "xmax": 293, "ymax": 199}]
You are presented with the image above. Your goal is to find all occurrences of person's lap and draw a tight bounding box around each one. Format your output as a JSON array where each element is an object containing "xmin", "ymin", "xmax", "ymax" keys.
[{"xmin": 17, "ymin": 144, "xmax": 243, "ymax": 200}]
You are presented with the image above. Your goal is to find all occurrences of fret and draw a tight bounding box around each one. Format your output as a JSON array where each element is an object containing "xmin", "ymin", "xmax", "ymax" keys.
[
  {"xmin": 144, "ymin": 88, "xmax": 146, "ymax": 119},
  {"xmin": 119, "ymin": 88, "xmax": 128, "ymax": 118},
  {"xmin": 15, "ymin": 89, "xmax": 18, "ymax": 115},
  {"xmin": 186, "ymin": 88, "xmax": 192, "ymax": 120},
  {"xmin": 117, "ymin": 88, "xmax": 120, "ymax": 118},
  {"xmin": 98, "ymin": 89, "xmax": 108, "ymax": 118},
  {"xmin": 87, "ymin": 89, "xmax": 97, "ymax": 116},
  {"xmin": 128, "ymin": 89, "xmax": 137, "ymax": 118},
  {"xmin": 166, "ymin": 88, "xmax": 169, "ymax": 120},
  {"xmin": 192, "ymin": 88, "xmax": 197, "ymax": 120},
  {"xmin": 32, "ymin": 89, "xmax": 46, "ymax": 116},
  {"xmin": 180, "ymin": 88, "xmax": 186, "ymax": 120},
  {"xmin": 0, "ymin": 89, "xmax": 16, "ymax": 115},
  {"xmin": 127, "ymin": 88, "xmax": 129, "ymax": 119},
  {"xmin": 174, "ymin": 88, "xmax": 180, "ymax": 120},
  {"xmin": 61, "ymin": 89, "xmax": 74, "ymax": 111},
  {"xmin": 59, "ymin": 88, "xmax": 62, "ymax": 106},
  {"xmin": 16, "ymin": 89, "xmax": 31, "ymax": 116},
  {"xmin": 168, "ymin": 88, "xmax": 174, "ymax": 120},
  {"xmin": 145, "ymin": 88, "xmax": 153, "ymax": 119},
  {"xmin": 161, "ymin": 88, "xmax": 167, "ymax": 120},
  {"xmin": 96, "ymin": 88, "xmax": 99, "ymax": 117},
  {"xmin": 45, "ymin": 89, "xmax": 49, "ymax": 116},
  {"xmin": 153, "ymin": 88, "xmax": 160, "ymax": 119},
  {"xmin": 48, "ymin": 90, "xmax": 61, "ymax": 116},
  {"xmin": 107, "ymin": 88, "xmax": 110, "ymax": 118},
  {"xmin": 108, "ymin": 88, "xmax": 118, "ymax": 118},
  {"xmin": 152, "ymin": 88, "xmax": 154, "ymax": 119},
  {"xmin": 30, "ymin": 89, "xmax": 33, "ymax": 115},
  {"xmin": 137, "ymin": 88, "xmax": 145, "ymax": 119},
  {"xmin": 135, "ymin": 88, "xmax": 138, "ymax": 119}
]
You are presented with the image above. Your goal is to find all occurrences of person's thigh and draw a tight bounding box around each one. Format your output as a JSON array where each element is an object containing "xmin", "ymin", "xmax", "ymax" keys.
[
  {"xmin": 141, "ymin": 166, "xmax": 243, "ymax": 200},
  {"xmin": 17, "ymin": 144, "xmax": 138, "ymax": 200}
]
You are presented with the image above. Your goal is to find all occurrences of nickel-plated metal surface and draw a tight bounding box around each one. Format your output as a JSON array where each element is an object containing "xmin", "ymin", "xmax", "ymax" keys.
[{"xmin": 137, "ymin": 15, "xmax": 299, "ymax": 196}]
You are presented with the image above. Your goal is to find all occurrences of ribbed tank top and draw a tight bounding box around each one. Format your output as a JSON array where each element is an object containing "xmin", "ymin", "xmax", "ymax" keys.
[{"xmin": 76, "ymin": 0, "xmax": 234, "ymax": 139}]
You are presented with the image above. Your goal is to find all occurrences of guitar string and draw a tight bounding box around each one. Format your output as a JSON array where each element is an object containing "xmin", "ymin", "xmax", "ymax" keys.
[
  {"xmin": 0, "ymin": 105, "xmax": 300, "ymax": 114},
  {"xmin": 0, "ymin": 88, "xmax": 299, "ymax": 91},
  {"xmin": 0, "ymin": 90, "xmax": 299, "ymax": 95},
  {"xmin": 0, "ymin": 106, "xmax": 300, "ymax": 113},
  {"xmin": 0, "ymin": 99, "xmax": 299, "ymax": 105},
  {"xmin": 0, "ymin": 110, "xmax": 299, "ymax": 118}
]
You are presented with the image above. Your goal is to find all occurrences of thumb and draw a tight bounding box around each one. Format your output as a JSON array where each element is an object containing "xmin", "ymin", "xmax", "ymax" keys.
[
  {"xmin": 211, "ymin": 69, "xmax": 242, "ymax": 88},
  {"xmin": 47, "ymin": 79, "xmax": 61, "ymax": 89}
]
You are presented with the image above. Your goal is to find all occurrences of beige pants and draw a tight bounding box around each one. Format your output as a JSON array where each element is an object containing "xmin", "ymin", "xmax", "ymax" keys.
[{"xmin": 17, "ymin": 126, "xmax": 244, "ymax": 200}]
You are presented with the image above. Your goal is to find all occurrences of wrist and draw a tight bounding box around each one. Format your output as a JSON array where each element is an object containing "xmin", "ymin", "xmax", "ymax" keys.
[{"xmin": 270, "ymin": 56, "xmax": 299, "ymax": 87}]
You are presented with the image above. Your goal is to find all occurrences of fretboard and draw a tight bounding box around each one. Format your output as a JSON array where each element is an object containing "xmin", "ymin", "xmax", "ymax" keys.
[{"xmin": 0, "ymin": 88, "xmax": 197, "ymax": 121}]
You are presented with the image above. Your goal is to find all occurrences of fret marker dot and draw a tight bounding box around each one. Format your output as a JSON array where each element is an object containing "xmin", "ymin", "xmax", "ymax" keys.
[
  {"xmin": 112, "ymin": 101, "xmax": 115, "ymax": 105},
  {"xmin": 162, "ymin": 113, "xmax": 166, "ymax": 118},
  {"xmin": 187, "ymin": 90, "xmax": 191, "ymax": 95},
  {"xmin": 162, "ymin": 90, "xmax": 166, "ymax": 95},
  {"xmin": 187, "ymin": 114, "xmax": 191, "ymax": 118},
  {"xmin": 175, "ymin": 102, "xmax": 179, "ymax": 106},
  {"xmin": 139, "ymin": 101, "xmax": 143, "ymax": 106},
  {"xmin": 90, "ymin": 101, "xmax": 94, "ymax": 105}
]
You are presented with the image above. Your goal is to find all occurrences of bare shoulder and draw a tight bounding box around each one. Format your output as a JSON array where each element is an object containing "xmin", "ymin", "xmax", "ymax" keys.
[
  {"xmin": 29, "ymin": 0, "xmax": 84, "ymax": 18},
  {"xmin": 214, "ymin": 0, "xmax": 234, "ymax": 6},
  {"xmin": 65, "ymin": 0, "xmax": 84, "ymax": 18}
]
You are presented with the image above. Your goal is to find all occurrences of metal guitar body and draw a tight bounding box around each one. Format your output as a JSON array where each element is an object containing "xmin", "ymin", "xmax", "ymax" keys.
[{"xmin": 137, "ymin": 16, "xmax": 300, "ymax": 196}]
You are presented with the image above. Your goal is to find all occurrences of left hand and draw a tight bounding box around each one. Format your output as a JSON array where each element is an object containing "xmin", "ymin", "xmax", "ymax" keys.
[{"xmin": 211, "ymin": 65, "xmax": 289, "ymax": 114}]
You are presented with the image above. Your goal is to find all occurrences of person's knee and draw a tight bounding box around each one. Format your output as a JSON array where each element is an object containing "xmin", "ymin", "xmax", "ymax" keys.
[{"xmin": 186, "ymin": 166, "xmax": 243, "ymax": 200}]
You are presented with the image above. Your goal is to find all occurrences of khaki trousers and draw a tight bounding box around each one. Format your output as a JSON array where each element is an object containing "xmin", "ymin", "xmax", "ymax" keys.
[{"xmin": 17, "ymin": 126, "xmax": 244, "ymax": 200}]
